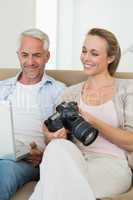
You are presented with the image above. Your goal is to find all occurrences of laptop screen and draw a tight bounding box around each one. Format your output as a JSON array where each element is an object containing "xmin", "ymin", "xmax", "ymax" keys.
[{"xmin": 0, "ymin": 101, "xmax": 15, "ymax": 157}]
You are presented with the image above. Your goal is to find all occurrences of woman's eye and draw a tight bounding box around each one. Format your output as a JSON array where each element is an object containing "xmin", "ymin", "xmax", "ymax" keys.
[{"xmin": 82, "ymin": 50, "xmax": 87, "ymax": 53}]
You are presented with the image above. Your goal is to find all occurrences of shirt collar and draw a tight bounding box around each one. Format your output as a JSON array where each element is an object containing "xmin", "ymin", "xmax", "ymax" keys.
[{"xmin": 13, "ymin": 70, "xmax": 53, "ymax": 87}]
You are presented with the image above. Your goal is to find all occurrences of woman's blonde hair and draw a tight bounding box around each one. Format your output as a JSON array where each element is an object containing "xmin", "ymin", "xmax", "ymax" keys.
[{"xmin": 87, "ymin": 28, "xmax": 121, "ymax": 76}]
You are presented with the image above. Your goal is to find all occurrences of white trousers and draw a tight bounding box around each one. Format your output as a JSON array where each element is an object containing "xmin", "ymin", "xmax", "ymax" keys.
[{"xmin": 29, "ymin": 139, "xmax": 132, "ymax": 200}]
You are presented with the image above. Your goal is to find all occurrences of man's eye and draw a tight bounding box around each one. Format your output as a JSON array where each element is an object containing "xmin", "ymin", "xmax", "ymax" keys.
[
  {"xmin": 35, "ymin": 54, "xmax": 41, "ymax": 57},
  {"xmin": 21, "ymin": 54, "xmax": 28, "ymax": 58}
]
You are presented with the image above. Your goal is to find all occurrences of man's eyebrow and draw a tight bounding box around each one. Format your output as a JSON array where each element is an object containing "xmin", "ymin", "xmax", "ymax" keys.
[
  {"xmin": 33, "ymin": 52, "xmax": 42, "ymax": 55},
  {"xmin": 19, "ymin": 51, "xmax": 28, "ymax": 54}
]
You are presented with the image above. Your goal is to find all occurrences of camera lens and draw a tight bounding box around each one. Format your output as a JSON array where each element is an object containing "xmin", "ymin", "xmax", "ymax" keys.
[{"xmin": 71, "ymin": 117, "xmax": 98, "ymax": 145}]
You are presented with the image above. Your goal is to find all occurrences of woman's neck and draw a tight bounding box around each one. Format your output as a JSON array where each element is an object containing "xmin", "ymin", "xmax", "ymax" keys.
[{"xmin": 87, "ymin": 73, "xmax": 114, "ymax": 90}]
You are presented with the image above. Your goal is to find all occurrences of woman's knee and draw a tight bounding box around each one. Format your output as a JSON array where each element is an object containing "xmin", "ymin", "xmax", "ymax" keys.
[
  {"xmin": 43, "ymin": 139, "xmax": 76, "ymax": 157},
  {"xmin": 41, "ymin": 139, "xmax": 85, "ymax": 167}
]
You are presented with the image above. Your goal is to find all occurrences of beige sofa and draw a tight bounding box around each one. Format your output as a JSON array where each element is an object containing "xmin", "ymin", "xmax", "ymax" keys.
[{"xmin": 0, "ymin": 68, "xmax": 133, "ymax": 200}]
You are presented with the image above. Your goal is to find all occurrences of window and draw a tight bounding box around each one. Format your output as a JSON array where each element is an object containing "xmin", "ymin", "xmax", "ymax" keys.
[
  {"xmin": 36, "ymin": 0, "xmax": 58, "ymax": 68},
  {"xmin": 36, "ymin": 0, "xmax": 133, "ymax": 72}
]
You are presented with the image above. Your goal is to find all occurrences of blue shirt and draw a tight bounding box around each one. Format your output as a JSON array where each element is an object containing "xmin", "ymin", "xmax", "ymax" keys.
[{"xmin": 0, "ymin": 71, "xmax": 66, "ymax": 120}]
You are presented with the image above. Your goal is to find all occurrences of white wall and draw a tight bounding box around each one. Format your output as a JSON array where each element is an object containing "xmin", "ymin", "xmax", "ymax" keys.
[
  {"xmin": 1, "ymin": 0, "xmax": 133, "ymax": 72},
  {"xmin": 56, "ymin": 0, "xmax": 74, "ymax": 67},
  {"xmin": 56, "ymin": 0, "xmax": 133, "ymax": 72},
  {"xmin": 0, "ymin": 0, "xmax": 36, "ymax": 68},
  {"xmin": 36, "ymin": 0, "xmax": 58, "ymax": 67}
]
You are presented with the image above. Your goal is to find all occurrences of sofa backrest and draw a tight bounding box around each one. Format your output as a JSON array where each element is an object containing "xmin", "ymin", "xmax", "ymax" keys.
[{"xmin": 0, "ymin": 68, "xmax": 133, "ymax": 86}]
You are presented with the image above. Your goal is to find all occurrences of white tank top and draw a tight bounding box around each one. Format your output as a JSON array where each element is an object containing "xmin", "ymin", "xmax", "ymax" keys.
[{"xmin": 78, "ymin": 97, "xmax": 126, "ymax": 159}]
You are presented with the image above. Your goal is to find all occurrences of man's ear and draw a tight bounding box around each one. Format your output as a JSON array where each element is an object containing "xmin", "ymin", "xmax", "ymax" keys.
[
  {"xmin": 46, "ymin": 51, "xmax": 50, "ymax": 62},
  {"xmin": 107, "ymin": 55, "xmax": 115, "ymax": 64}
]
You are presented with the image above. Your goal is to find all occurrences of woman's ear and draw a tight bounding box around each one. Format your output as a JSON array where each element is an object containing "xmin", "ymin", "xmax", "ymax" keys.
[{"xmin": 107, "ymin": 55, "xmax": 115, "ymax": 64}]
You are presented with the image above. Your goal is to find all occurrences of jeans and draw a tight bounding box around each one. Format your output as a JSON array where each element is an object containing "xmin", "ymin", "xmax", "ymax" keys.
[{"xmin": 0, "ymin": 159, "xmax": 39, "ymax": 200}]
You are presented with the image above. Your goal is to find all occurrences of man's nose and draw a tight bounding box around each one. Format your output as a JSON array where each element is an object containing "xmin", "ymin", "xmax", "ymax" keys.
[{"xmin": 27, "ymin": 56, "xmax": 35, "ymax": 65}]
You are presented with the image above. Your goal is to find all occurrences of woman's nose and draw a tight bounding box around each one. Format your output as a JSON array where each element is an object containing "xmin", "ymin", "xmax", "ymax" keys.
[{"xmin": 83, "ymin": 53, "xmax": 91, "ymax": 62}]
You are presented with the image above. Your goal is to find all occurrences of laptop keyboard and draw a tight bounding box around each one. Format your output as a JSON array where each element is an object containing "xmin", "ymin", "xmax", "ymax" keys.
[{"xmin": 15, "ymin": 140, "xmax": 30, "ymax": 159}]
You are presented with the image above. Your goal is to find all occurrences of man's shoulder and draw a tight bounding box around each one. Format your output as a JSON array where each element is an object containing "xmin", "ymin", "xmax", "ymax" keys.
[
  {"xmin": 0, "ymin": 76, "xmax": 16, "ymax": 86},
  {"xmin": 45, "ymin": 74, "xmax": 66, "ymax": 89}
]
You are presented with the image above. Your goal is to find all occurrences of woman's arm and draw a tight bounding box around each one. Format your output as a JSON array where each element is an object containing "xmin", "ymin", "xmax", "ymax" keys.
[{"xmin": 81, "ymin": 110, "xmax": 133, "ymax": 152}]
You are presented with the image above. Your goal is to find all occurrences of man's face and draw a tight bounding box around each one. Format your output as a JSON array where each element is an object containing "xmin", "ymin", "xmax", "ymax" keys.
[{"xmin": 17, "ymin": 36, "xmax": 50, "ymax": 84}]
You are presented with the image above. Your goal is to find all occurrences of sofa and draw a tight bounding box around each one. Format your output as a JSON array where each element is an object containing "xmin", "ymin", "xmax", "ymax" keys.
[{"xmin": 0, "ymin": 68, "xmax": 133, "ymax": 200}]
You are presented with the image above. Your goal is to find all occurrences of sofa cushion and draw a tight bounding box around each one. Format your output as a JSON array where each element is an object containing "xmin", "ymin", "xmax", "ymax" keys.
[
  {"xmin": 127, "ymin": 152, "xmax": 133, "ymax": 169},
  {"xmin": 11, "ymin": 181, "xmax": 36, "ymax": 200}
]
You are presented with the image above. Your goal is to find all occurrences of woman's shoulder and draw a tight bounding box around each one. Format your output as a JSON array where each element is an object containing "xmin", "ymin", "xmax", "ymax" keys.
[
  {"xmin": 59, "ymin": 82, "xmax": 84, "ymax": 102},
  {"xmin": 115, "ymin": 78, "xmax": 133, "ymax": 93},
  {"xmin": 63, "ymin": 82, "xmax": 84, "ymax": 96}
]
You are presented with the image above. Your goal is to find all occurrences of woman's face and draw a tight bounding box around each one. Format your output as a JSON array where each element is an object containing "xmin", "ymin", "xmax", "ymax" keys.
[{"xmin": 80, "ymin": 34, "xmax": 113, "ymax": 76}]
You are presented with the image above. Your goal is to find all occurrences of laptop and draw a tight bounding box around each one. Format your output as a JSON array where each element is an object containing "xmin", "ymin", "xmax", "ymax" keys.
[{"xmin": 0, "ymin": 100, "xmax": 30, "ymax": 161}]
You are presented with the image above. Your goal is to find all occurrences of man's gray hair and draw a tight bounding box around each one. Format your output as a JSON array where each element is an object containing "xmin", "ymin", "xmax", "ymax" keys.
[{"xmin": 18, "ymin": 28, "xmax": 50, "ymax": 50}]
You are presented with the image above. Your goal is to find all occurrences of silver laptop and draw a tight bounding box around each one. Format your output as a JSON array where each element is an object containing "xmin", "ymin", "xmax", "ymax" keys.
[{"xmin": 0, "ymin": 101, "xmax": 30, "ymax": 161}]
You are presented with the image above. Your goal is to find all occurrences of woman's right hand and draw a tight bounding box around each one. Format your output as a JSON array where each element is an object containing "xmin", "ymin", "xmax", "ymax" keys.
[{"xmin": 43, "ymin": 124, "xmax": 67, "ymax": 144}]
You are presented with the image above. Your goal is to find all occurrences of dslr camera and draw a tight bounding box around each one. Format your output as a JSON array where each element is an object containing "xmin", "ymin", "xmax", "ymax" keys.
[{"xmin": 44, "ymin": 101, "xmax": 98, "ymax": 146}]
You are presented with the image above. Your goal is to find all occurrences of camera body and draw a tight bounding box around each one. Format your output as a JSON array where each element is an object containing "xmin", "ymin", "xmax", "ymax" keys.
[{"xmin": 44, "ymin": 101, "xmax": 98, "ymax": 146}]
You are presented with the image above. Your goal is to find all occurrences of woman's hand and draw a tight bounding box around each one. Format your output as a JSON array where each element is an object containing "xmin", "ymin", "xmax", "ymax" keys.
[{"xmin": 43, "ymin": 124, "xmax": 67, "ymax": 144}]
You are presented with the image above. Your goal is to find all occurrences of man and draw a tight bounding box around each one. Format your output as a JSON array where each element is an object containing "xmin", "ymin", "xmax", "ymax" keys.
[{"xmin": 0, "ymin": 28, "xmax": 66, "ymax": 200}]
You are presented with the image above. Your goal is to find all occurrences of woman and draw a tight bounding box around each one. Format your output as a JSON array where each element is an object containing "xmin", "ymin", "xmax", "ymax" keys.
[{"xmin": 29, "ymin": 28, "xmax": 133, "ymax": 200}]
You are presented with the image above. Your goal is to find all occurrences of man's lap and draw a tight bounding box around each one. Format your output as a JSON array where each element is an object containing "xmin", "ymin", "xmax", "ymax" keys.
[{"xmin": 0, "ymin": 159, "xmax": 39, "ymax": 200}]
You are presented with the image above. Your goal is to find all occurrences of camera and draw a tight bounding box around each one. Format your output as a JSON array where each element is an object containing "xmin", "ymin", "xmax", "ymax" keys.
[{"xmin": 44, "ymin": 101, "xmax": 98, "ymax": 146}]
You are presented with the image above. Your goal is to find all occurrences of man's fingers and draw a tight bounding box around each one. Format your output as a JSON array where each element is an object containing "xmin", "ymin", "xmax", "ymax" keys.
[{"xmin": 30, "ymin": 142, "xmax": 37, "ymax": 149}]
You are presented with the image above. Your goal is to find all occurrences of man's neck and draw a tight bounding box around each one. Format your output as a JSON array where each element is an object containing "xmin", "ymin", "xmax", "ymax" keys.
[{"xmin": 18, "ymin": 74, "xmax": 43, "ymax": 85}]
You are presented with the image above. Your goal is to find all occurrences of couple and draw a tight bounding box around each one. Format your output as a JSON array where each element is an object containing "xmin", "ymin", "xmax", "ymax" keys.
[{"xmin": 0, "ymin": 27, "xmax": 133, "ymax": 200}]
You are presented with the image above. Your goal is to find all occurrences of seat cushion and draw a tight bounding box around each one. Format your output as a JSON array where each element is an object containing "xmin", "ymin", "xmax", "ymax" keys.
[
  {"xmin": 11, "ymin": 181, "xmax": 37, "ymax": 200},
  {"xmin": 11, "ymin": 181, "xmax": 133, "ymax": 200}
]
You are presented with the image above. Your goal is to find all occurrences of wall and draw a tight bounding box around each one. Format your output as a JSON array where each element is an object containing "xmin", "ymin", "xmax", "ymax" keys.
[
  {"xmin": 56, "ymin": 0, "xmax": 133, "ymax": 72},
  {"xmin": 0, "ymin": 0, "xmax": 36, "ymax": 68},
  {"xmin": 36, "ymin": 0, "xmax": 58, "ymax": 67},
  {"xmin": 0, "ymin": 0, "xmax": 133, "ymax": 72}
]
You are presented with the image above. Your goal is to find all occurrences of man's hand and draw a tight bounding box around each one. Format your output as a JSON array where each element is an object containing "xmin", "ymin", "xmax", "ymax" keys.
[{"xmin": 25, "ymin": 142, "xmax": 43, "ymax": 167}]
